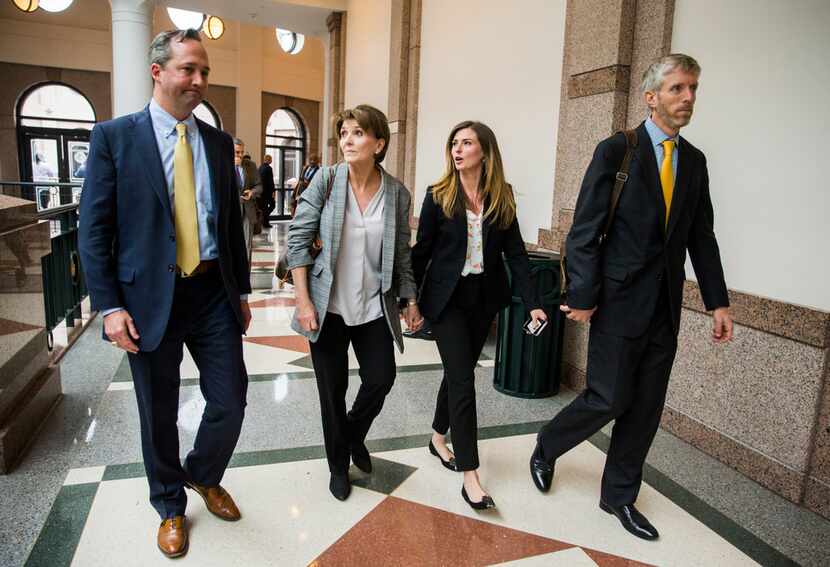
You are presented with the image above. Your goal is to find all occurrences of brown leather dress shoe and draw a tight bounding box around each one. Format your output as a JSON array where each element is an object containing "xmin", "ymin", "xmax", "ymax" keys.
[
  {"xmin": 185, "ymin": 481, "xmax": 241, "ymax": 521},
  {"xmin": 157, "ymin": 516, "xmax": 188, "ymax": 558}
]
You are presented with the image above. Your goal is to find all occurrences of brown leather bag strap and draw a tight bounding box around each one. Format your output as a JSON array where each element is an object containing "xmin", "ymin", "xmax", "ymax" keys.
[
  {"xmin": 323, "ymin": 165, "xmax": 336, "ymax": 203},
  {"xmin": 599, "ymin": 129, "xmax": 638, "ymax": 243}
]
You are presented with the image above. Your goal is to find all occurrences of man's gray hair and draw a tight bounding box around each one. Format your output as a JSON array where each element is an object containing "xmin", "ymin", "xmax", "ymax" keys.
[
  {"xmin": 641, "ymin": 53, "xmax": 701, "ymax": 92},
  {"xmin": 233, "ymin": 138, "xmax": 244, "ymax": 146},
  {"xmin": 148, "ymin": 29, "xmax": 202, "ymax": 68}
]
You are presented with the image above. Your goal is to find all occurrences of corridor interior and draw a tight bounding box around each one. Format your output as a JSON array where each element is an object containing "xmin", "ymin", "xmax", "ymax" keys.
[{"xmin": 3, "ymin": 224, "xmax": 829, "ymax": 567}]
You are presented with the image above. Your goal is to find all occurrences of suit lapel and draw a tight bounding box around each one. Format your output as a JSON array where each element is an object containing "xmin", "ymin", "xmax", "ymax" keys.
[
  {"xmin": 381, "ymin": 168, "xmax": 396, "ymax": 293},
  {"xmin": 635, "ymin": 122, "xmax": 666, "ymax": 236},
  {"xmin": 196, "ymin": 119, "xmax": 220, "ymax": 232},
  {"xmin": 134, "ymin": 108, "xmax": 172, "ymax": 221},
  {"xmin": 329, "ymin": 163, "xmax": 348, "ymax": 271},
  {"xmin": 666, "ymin": 138, "xmax": 692, "ymax": 240}
]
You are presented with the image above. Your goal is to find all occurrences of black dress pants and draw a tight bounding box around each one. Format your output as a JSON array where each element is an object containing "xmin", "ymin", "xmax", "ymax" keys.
[
  {"xmin": 309, "ymin": 313, "xmax": 397, "ymax": 474},
  {"xmin": 536, "ymin": 287, "xmax": 677, "ymax": 506},
  {"xmin": 431, "ymin": 274, "xmax": 497, "ymax": 471},
  {"xmin": 127, "ymin": 270, "xmax": 248, "ymax": 519}
]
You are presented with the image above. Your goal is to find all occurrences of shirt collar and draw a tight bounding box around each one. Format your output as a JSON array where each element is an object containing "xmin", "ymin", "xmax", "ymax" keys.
[
  {"xmin": 149, "ymin": 98, "xmax": 198, "ymax": 140},
  {"xmin": 645, "ymin": 116, "xmax": 680, "ymax": 148}
]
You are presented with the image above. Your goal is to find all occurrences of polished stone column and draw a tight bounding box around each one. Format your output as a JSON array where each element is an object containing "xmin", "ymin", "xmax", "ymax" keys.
[
  {"xmin": 110, "ymin": 0, "xmax": 154, "ymax": 118},
  {"xmin": 326, "ymin": 12, "xmax": 346, "ymax": 164}
]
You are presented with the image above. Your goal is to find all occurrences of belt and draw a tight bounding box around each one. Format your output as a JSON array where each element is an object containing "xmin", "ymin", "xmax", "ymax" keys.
[{"xmin": 176, "ymin": 259, "xmax": 218, "ymax": 278}]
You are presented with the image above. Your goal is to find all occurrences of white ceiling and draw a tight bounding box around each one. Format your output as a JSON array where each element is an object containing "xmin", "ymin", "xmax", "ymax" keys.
[{"xmin": 165, "ymin": 0, "xmax": 347, "ymax": 37}]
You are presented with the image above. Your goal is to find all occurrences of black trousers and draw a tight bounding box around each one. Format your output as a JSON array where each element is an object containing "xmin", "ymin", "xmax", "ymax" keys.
[
  {"xmin": 309, "ymin": 313, "xmax": 396, "ymax": 474},
  {"xmin": 431, "ymin": 274, "xmax": 497, "ymax": 472},
  {"xmin": 127, "ymin": 270, "xmax": 248, "ymax": 519},
  {"xmin": 536, "ymin": 287, "xmax": 677, "ymax": 506}
]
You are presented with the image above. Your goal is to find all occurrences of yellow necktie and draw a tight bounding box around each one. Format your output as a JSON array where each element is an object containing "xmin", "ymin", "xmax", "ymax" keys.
[
  {"xmin": 660, "ymin": 139, "xmax": 675, "ymax": 229},
  {"xmin": 174, "ymin": 123, "xmax": 200, "ymax": 276}
]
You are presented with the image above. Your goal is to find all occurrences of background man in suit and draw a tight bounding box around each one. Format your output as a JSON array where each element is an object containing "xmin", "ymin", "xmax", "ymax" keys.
[
  {"xmin": 233, "ymin": 139, "xmax": 262, "ymax": 261},
  {"xmin": 530, "ymin": 54, "xmax": 733, "ymax": 541},
  {"xmin": 78, "ymin": 29, "xmax": 252, "ymax": 558},
  {"xmin": 258, "ymin": 154, "xmax": 276, "ymax": 227}
]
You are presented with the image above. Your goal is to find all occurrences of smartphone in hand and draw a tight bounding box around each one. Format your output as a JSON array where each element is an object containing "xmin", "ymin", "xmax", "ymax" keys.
[{"xmin": 523, "ymin": 317, "xmax": 549, "ymax": 337}]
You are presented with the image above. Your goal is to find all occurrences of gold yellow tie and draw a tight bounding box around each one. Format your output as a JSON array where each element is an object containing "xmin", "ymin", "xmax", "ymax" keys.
[
  {"xmin": 660, "ymin": 139, "xmax": 675, "ymax": 229},
  {"xmin": 174, "ymin": 123, "xmax": 200, "ymax": 276}
]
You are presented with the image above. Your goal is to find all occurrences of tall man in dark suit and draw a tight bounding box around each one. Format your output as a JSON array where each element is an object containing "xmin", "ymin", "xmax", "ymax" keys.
[
  {"xmin": 530, "ymin": 54, "xmax": 733, "ymax": 540},
  {"xmin": 258, "ymin": 154, "xmax": 276, "ymax": 227},
  {"xmin": 79, "ymin": 29, "xmax": 252, "ymax": 558}
]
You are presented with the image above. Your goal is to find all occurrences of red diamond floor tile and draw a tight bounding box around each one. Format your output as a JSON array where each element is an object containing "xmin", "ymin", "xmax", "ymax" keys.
[{"xmin": 243, "ymin": 335, "xmax": 310, "ymax": 353}]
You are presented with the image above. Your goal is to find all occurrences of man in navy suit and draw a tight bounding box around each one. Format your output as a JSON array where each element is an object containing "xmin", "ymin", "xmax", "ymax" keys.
[
  {"xmin": 79, "ymin": 29, "xmax": 251, "ymax": 558},
  {"xmin": 530, "ymin": 54, "xmax": 733, "ymax": 540}
]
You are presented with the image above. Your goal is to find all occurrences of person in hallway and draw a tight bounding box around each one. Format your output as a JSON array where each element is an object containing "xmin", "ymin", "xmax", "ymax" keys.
[
  {"xmin": 291, "ymin": 152, "xmax": 321, "ymax": 216},
  {"xmin": 258, "ymin": 154, "xmax": 276, "ymax": 228},
  {"xmin": 411, "ymin": 121, "xmax": 547, "ymax": 511},
  {"xmin": 234, "ymin": 138, "xmax": 262, "ymax": 261},
  {"xmin": 287, "ymin": 105, "xmax": 422, "ymax": 501},
  {"xmin": 530, "ymin": 54, "xmax": 733, "ymax": 540},
  {"xmin": 78, "ymin": 29, "xmax": 252, "ymax": 558}
]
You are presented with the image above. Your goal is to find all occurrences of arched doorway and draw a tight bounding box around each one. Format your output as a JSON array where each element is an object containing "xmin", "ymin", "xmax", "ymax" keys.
[
  {"xmin": 264, "ymin": 108, "xmax": 306, "ymax": 220},
  {"xmin": 16, "ymin": 82, "xmax": 96, "ymax": 209}
]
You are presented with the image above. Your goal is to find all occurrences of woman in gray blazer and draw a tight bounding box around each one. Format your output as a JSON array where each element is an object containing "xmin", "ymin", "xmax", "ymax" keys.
[{"xmin": 287, "ymin": 105, "xmax": 423, "ymax": 501}]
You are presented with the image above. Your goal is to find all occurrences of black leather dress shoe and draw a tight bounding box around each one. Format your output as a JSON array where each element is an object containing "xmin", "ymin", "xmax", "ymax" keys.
[
  {"xmin": 351, "ymin": 442, "xmax": 372, "ymax": 474},
  {"xmin": 529, "ymin": 444, "xmax": 554, "ymax": 493},
  {"xmin": 599, "ymin": 501, "xmax": 659, "ymax": 540},
  {"xmin": 330, "ymin": 474, "xmax": 351, "ymax": 501}
]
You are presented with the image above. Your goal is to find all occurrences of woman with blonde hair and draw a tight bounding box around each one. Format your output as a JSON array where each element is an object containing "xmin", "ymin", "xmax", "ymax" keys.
[
  {"xmin": 287, "ymin": 105, "xmax": 422, "ymax": 501},
  {"xmin": 412, "ymin": 120, "xmax": 546, "ymax": 509}
]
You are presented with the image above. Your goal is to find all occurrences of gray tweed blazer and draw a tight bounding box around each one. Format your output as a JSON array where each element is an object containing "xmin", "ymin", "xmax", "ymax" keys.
[{"xmin": 286, "ymin": 162, "xmax": 417, "ymax": 352}]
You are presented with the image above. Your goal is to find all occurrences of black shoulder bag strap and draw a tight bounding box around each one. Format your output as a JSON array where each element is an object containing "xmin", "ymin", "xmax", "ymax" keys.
[{"xmin": 560, "ymin": 129, "xmax": 638, "ymax": 298}]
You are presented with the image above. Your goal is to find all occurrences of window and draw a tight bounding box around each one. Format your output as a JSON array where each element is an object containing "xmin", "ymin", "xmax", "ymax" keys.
[
  {"xmin": 18, "ymin": 83, "xmax": 95, "ymax": 130},
  {"xmin": 275, "ymin": 28, "xmax": 305, "ymax": 55},
  {"xmin": 193, "ymin": 100, "xmax": 222, "ymax": 130}
]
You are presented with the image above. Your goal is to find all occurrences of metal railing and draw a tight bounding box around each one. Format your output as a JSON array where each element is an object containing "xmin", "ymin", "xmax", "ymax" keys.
[{"xmin": 1, "ymin": 181, "xmax": 86, "ymax": 343}]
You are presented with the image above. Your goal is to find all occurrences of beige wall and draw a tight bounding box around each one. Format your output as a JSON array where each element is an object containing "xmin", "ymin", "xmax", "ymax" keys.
[
  {"xmin": 672, "ymin": 0, "xmax": 830, "ymax": 311},
  {"xmin": 343, "ymin": 0, "xmax": 392, "ymax": 114},
  {"xmin": 413, "ymin": 0, "xmax": 567, "ymax": 241}
]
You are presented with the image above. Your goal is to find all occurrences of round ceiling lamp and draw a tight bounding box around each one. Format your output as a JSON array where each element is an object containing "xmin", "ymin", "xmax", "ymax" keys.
[
  {"xmin": 276, "ymin": 28, "xmax": 305, "ymax": 55},
  {"xmin": 202, "ymin": 15, "xmax": 225, "ymax": 40},
  {"xmin": 38, "ymin": 0, "xmax": 73, "ymax": 11},
  {"xmin": 12, "ymin": 0, "xmax": 39, "ymax": 12},
  {"xmin": 167, "ymin": 7, "xmax": 204, "ymax": 31}
]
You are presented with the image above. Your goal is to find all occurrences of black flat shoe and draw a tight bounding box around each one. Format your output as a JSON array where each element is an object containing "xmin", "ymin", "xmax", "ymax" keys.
[
  {"xmin": 529, "ymin": 444, "xmax": 554, "ymax": 493},
  {"xmin": 428, "ymin": 441, "xmax": 457, "ymax": 471},
  {"xmin": 599, "ymin": 501, "xmax": 659, "ymax": 540},
  {"xmin": 351, "ymin": 442, "xmax": 372, "ymax": 474},
  {"xmin": 461, "ymin": 486, "xmax": 496, "ymax": 511},
  {"xmin": 329, "ymin": 474, "xmax": 351, "ymax": 501}
]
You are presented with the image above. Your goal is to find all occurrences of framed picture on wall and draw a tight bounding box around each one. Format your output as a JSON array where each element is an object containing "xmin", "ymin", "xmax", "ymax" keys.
[{"xmin": 68, "ymin": 141, "xmax": 90, "ymax": 182}]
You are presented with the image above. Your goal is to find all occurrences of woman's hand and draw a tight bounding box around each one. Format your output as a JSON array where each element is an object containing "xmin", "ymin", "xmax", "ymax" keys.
[
  {"xmin": 405, "ymin": 303, "xmax": 424, "ymax": 331},
  {"xmin": 296, "ymin": 298, "xmax": 318, "ymax": 332},
  {"xmin": 529, "ymin": 308, "xmax": 548, "ymax": 325}
]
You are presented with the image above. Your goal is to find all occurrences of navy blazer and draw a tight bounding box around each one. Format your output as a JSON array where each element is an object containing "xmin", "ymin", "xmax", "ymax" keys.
[
  {"xmin": 565, "ymin": 121, "xmax": 729, "ymax": 338},
  {"xmin": 78, "ymin": 106, "xmax": 250, "ymax": 351},
  {"xmin": 412, "ymin": 187, "xmax": 541, "ymax": 321}
]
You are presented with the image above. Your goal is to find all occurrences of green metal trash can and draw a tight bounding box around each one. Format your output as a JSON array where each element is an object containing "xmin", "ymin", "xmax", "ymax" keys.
[{"xmin": 493, "ymin": 251, "xmax": 564, "ymax": 398}]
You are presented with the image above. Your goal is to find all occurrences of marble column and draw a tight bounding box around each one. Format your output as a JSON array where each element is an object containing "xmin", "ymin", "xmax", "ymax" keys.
[
  {"xmin": 110, "ymin": 0, "xmax": 154, "ymax": 118},
  {"xmin": 326, "ymin": 12, "xmax": 346, "ymax": 164}
]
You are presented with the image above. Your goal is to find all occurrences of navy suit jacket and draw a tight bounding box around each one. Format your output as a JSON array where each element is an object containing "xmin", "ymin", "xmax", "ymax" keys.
[
  {"xmin": 79, "ymin": 106, "xmax": 251, "ymax": 351},
  {"xmin": 565, "ymin": 121, "xmax": 729, "ymax": 338}
]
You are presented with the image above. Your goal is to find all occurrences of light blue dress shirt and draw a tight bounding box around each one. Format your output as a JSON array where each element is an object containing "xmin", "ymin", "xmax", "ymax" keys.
[
  {"xmin": 644, "ymin": 116, "xmax": 679, "ymax": 182},
  {"xmin": 149, "ymin": 98, "xmax": 218, "ymax": 260}
]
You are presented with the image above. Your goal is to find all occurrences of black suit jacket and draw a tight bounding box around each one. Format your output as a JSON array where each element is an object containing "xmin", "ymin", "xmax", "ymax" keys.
[
  {"xmin": 259, "ymin": 163, "xmax": 275, "ymax": 196},
  {"xmin": 78, "ymin": 106, "xmax": 250, "ymax": 351},
  {"xmin": 412, "ymin": 187, "xmax": 541, "ymax": 321},
  {"xmin": 566, "ymin": 121, "xmax": 728, "ymax": 338}
]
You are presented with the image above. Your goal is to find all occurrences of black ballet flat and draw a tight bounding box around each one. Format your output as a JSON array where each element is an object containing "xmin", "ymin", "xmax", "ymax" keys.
[
  {"xmin": 428, "ymin": 441, "xmax": 458, "ymax": 471},
  {"xmin": 461, "ymin": 486, "xmax": 496, "ymax": 511}
]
